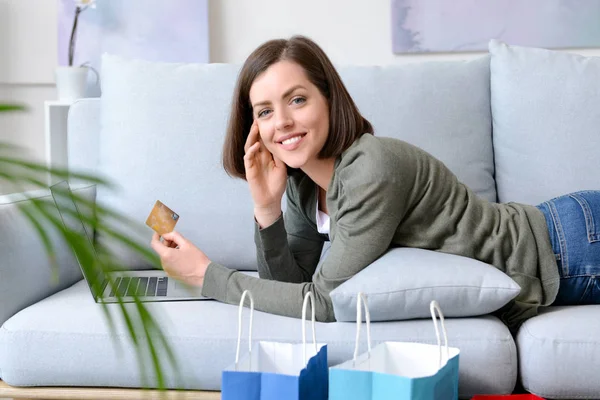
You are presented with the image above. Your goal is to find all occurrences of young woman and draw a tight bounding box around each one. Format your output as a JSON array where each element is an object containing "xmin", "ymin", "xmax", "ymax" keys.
[{"xmin": 150, "ymin": 35, "xmax": 600, "ymax": 333}]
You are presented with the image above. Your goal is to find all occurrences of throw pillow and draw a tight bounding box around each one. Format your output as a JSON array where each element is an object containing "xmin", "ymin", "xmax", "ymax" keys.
[
  {"xmin": 97, "ymin": 54, "xmax": 258, "ymax": 270},
  {"xmin": 330, "ymin": 247, "xmax": 521, "ymax": 321},
  {"xmin": 489, "ymin": 39, "xmax": 600, "ymax": 205}
]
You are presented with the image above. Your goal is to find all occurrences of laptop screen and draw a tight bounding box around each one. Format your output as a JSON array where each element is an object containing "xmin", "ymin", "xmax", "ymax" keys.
[{"xmin": 50, "ymin": 180, "xmax": 106, "ymax": 299}]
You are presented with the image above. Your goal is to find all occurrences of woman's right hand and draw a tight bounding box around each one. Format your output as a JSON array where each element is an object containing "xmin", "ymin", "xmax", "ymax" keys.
[{"xmin": 244, "ymin": 120, "xmax": 287, "ymax": 227}]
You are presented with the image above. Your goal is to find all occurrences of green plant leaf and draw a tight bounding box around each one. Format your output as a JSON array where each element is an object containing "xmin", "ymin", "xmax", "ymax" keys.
[
  {"xmin": 1, "ymin": 101, "xmax": 179, "ymax": 390},
  {"xmin": 2, "ymin": 139, "xmax": 180, "ymax": 392},
  {"xmin": 0, "ymin": 103, "xmax": 27, "ymax": 112}
]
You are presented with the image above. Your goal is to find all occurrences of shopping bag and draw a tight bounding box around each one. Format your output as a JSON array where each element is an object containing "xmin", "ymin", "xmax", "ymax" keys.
[
  {"xmin": 329, "ymin": 292, "xmax": 460, "ymax": 400},
  {"xmin": 221, "ymin": 290, "xmax": 328, "ymax": 400}
]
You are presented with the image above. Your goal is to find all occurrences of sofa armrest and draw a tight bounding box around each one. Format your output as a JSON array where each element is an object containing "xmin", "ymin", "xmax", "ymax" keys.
[{"xmin": 0, "ymin": 184, "xmax": 96, "ymax": 327}]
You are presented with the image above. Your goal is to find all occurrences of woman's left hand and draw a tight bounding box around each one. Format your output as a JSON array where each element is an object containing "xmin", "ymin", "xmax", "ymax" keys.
[{"xmin": 150, "ymin": 231, "xmax": 210, "ymax": 287}]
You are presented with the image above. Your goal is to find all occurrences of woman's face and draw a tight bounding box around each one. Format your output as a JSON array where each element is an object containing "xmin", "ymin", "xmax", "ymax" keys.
[{"xmin": 248, "ymin": 60, "xmax": 330, "ymax": 170}]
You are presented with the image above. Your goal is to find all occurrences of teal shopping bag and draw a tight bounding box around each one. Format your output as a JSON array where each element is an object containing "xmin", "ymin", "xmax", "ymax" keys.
[
  {"xmin": 221, "ymin": 290, "xmax": 328, "ymax": 400},
  {"xmin": 329, "ymin": 293, "xmax": 460, "ymax": 400}
]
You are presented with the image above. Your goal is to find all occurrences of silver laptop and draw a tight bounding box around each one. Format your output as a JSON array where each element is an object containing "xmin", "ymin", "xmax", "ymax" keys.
[{"xmin": 50, "ymin": 180, "xmax": 209, "ymax": 303}]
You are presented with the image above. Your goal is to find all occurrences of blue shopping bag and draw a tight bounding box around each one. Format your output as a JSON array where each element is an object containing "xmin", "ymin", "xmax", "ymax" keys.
[
  {"xmin": 221, "ymin": 290, "xmax": 328, "ymax": 400},
  {"xmin": 329, "ymin": 293, "xmax": 460, "ymax": 400}
]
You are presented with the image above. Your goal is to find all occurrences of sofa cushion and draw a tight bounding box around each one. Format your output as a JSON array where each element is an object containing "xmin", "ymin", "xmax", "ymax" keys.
[
  {"xmin": 0, "ymin": 279, "xmax": 516, "ymax": 397},
  {"xmin": 97, "ymin": 53, "xmax": 495, "ymax": 270},
  {"xmin": 489, "ymin": 39, "xmax": 600, "ymax": 205},
  {"xmin": 516, "ymin": 305, "xmax": 600, "ymax": 399},
  {"xmin": 330, "ymin": 248, "xmax": 521, "ymax": 321},
  {"xmin": 339, "ymin": 55, "xmax": 496, "ymax": 202},
  {"xmin": 97, "ymin": 54, "xmax": 251, "ymax": 270}
]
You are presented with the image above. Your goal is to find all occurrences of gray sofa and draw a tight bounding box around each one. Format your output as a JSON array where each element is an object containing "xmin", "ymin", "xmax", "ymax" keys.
[{"xmin": 1, "ymin": 40, "xmax": 599, "ymax": 399}]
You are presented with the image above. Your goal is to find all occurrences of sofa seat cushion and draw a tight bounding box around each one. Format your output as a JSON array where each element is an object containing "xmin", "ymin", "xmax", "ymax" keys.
[
  {"xmin": 516, "ymin": 305, "xmax": 600, "ymax": 399},
  {"xmin": 0, "ymin": 279, "xmax": 516, "ymax": 398}
]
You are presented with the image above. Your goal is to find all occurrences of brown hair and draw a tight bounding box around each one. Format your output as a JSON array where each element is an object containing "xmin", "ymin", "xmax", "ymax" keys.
[{"xmin": 222, "ymin": 35, "xmax": 373, "ymax": 179}]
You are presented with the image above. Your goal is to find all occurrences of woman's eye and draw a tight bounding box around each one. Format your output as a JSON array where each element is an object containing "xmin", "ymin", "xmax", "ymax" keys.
[
  {"xmin": 292, "ymin": 97, "xmax": 306, "ymax": 105},
  {"xmin": 258, "ymin": 109, "xmax": 271, "ymax": 118}
]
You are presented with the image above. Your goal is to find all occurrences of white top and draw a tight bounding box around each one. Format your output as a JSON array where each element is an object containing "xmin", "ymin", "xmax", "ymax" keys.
[{"xmin": 316, "ymin": 197, "xmax": 330, "ymax": 236}]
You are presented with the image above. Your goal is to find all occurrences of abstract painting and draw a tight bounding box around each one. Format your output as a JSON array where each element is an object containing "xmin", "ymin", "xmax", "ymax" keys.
[{"xmin": 392, "ymin": 0, "xmax": 600, "ymax": 53}]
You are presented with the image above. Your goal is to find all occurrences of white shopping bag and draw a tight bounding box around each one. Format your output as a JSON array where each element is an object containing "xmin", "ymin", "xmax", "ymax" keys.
[
  {"xmin": 221, "ymin": 290, "xmax": 328, "ymax": 400},
  {"xmin": 329, "ymin": 292, "xmax": 461, "ymax": 400}
]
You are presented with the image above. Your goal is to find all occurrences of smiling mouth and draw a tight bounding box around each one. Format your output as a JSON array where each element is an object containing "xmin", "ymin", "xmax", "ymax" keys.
[{"xmin": 279, "ymin": 133, "xmax": 306, "ymax": 145}]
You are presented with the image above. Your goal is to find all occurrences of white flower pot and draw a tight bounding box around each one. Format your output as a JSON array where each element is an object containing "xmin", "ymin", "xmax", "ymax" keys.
[{"xmin": 55, "ymin": 66, "xmax": 89, "ymax": 101}]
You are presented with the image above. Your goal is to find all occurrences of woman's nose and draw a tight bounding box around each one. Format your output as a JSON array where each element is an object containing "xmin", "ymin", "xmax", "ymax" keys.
[{"xmin": 275, "ymin": 109, "xmax": 293, "ymax": 131}]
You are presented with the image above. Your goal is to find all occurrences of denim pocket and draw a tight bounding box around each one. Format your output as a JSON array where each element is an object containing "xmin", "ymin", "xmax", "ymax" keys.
[{"xmin": 569, "ymin": 192, "xmax": 600, "ymax": 243}]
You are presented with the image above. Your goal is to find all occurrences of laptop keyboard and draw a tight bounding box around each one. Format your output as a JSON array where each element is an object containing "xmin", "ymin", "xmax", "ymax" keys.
[{"xmin": 107, "ymin": 276, "xmax": 168, "ymax": 298}]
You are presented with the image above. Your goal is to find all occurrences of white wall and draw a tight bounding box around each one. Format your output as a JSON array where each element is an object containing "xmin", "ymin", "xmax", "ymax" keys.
[
  {"xmin": 0, "ymin": 0, "xmax": 58, "ymax": 194},
  {"xmin": 209, "ymin": 0, "xmax": 600, "ymax": 64},
  {"xmin": 209, "ymin": 0, "xmax": 486, "ymax": 64},
  {"xmin": 0, "ymin": 0, "xmax": 58, "ymax": 83},
  {"xmin": 2, "ymin": 0, "xmax": 600, "ymax": 195}
]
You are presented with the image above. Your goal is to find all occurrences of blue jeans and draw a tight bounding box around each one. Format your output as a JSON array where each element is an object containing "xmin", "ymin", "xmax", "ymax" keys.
[{"xmin": 536, "ymin": 190, "xmax": 600, "ymax": 305}]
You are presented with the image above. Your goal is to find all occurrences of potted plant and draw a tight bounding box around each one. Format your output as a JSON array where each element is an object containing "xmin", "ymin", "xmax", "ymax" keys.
[{"xmin": 55, "ymin": 0, "xmax": 98, "ymax": 101}]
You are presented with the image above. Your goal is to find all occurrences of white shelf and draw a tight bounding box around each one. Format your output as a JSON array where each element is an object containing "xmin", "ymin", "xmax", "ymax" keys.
[{"xmin": 44, "ymin": 101, "xmax": 72, "ymax": 186}]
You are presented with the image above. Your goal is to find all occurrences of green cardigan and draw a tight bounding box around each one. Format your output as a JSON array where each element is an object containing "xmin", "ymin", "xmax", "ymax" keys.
[{"xmin": 202, "ymin": 134, "xmax": 559, "ymax": 332}]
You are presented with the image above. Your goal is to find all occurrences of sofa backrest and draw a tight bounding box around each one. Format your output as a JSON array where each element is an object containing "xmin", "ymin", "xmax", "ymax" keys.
[{"xmin": 67, "ymin": 55, "xmax": 495, "ymax": 270}]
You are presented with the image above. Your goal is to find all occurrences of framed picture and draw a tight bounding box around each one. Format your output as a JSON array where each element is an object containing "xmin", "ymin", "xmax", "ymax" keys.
[{"xmin": 392, "ymin": 0, "xmax": 600, "ymax": 53}]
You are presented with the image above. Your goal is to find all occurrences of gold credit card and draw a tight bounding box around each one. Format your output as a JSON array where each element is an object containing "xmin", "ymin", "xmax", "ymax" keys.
[{"xmin": 145, "ymin": 200, "xmax": 179, "ymax": 235}]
